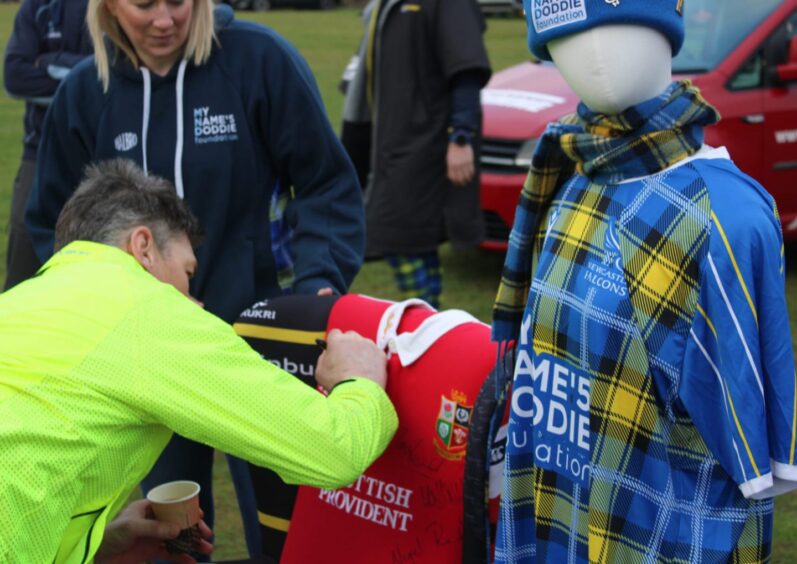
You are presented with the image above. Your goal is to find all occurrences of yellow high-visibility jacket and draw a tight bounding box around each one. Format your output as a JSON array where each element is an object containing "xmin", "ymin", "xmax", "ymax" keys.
[{"xmin": 0, "ymin": 241, "xmax": 397, "ymax": 562}]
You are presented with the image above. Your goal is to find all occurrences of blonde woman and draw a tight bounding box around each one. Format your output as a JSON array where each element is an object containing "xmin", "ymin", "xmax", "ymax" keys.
[{"xmin": 25, "ymin": 1, "xmax": 365, "ymax": 558}]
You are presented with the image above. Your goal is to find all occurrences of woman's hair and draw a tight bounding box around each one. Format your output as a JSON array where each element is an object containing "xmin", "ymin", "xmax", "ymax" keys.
[
  {"xmin": 55, "ymin": 158, "xmax": 203, "ymax": 252},
  {"xmin": 86, "ymin": 0, "xmax": 216, "ymax": 92}
]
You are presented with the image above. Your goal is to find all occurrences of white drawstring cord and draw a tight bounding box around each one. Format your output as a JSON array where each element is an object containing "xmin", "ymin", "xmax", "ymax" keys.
[
  {"xmin": 140, "ymin": 68, "xmax": 151, "ymax": 175},
  {"xmin": 174, "ymin": 59, "xmax": 188, "ymax": 199}
]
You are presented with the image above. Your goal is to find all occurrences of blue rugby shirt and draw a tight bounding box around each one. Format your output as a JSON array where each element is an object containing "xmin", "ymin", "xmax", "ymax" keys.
[{"xmin": 496, "ymin": 147, "xmax": 797, "ymax": 563}]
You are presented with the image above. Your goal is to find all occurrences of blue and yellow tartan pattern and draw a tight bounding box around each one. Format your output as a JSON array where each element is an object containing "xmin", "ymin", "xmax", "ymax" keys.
[
  {"xmin": 492, "ymin": 81, "xmax": 719, "ymax": 343},
  {"xmin": 490, "ymin": 83, "xmax": 782, "ymax": 562},
  {"xmin": 385, "ymin": 252, "xmax": 442, "ymax": 308},
  {"xmin": 496, "ymin": 166, "xmax": 774, "ymax": 563},
  {"xmin": 270, "ymin": 180, "xmax": 295, "ymax": 292}
]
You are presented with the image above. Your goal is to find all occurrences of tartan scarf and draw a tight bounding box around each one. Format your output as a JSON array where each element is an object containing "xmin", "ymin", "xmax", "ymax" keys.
[{"xmin": 491, "ymin": 80, "xmax": 719, "ymax": 343}]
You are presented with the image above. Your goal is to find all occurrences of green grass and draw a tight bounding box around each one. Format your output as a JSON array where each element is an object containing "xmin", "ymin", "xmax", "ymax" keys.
[{"xmin": 1, "ymin": 5, "xmax": 796, "ymax": 561}]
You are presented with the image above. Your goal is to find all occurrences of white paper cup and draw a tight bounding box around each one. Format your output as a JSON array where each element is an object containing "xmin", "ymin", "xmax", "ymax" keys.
[{"xmin": 146, "ymin": 480, "xmax": 202, "ymax": 554}]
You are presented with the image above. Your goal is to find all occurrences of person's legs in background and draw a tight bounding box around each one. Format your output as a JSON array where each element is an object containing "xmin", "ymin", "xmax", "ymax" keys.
[
  {"xmin": 4, "ymin": 159, "xmax": 41, "ymax": 291},
  {"xmin": 226, "ymin": 454, "xmax": 263, "ymax": 556},
  {"xmin": 385, "ymin": 251, "xmax": 442, "ymax": 308}
]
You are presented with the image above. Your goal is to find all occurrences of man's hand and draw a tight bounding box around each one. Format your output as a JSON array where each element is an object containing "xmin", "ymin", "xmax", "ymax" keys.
[
  {"xmin": 95, "ymin": 499, "xmax": 213, "ymax": 564},
  {"xmin": 316, "ymin": 329, "xmax": 388, "ymax": 391},
  {"xmin": 446, "ymin": 142, "xmax": 476, "ymax": 186}
]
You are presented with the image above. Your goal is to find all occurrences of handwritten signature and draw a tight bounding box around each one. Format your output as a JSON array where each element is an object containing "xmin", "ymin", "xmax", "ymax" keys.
[{"xmin": 394, "ymin": 439, "xmax": 445, "ymax": 476}]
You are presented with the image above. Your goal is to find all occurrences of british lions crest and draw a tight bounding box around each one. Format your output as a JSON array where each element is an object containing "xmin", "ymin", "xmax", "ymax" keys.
[{"xmin": 434, "ymin": 390, "xmax": 473, "ymax": 460}]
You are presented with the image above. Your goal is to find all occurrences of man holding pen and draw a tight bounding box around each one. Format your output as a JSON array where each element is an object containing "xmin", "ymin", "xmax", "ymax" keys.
[{"xmin": 0, "ymin": 159, "xmax": 397, "ymax": 562}]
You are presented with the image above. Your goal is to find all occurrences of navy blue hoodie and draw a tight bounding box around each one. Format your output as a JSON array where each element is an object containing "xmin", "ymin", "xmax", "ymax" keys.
[
  {"xmin": 26, "ymin": 12, "xmax": 365, "ymax": 323},
  {"xmin": 3, "ymin": 0, "xmax": 92, "ymax": 160}
]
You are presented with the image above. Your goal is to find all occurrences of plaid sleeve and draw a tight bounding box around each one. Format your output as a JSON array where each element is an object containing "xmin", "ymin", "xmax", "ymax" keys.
[{"xmin": 680, "ymin": 192, "xmax": 797, "ymax": 500}]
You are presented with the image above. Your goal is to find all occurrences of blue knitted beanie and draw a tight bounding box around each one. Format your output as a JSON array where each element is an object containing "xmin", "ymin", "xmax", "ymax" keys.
[{"xmin": 524, "ymin": 0, "xmax": 685, "ymax": 61}]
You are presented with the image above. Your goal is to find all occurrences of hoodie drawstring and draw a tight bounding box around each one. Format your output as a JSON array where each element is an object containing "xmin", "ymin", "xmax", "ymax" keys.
[
  {"xmin": 174, "ymin": 59, "xmax": 187, "ymax": 199},
  {"xmin": 140, "ymin": 68, "xmax": 151, "ymax": 175},
  {"xmin": 139, "ymin": 60, "xmax": 188, "ymax": 199}
]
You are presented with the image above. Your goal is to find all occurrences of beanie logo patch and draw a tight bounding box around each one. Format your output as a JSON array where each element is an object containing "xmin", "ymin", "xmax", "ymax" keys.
[
  {"xmin": 531, "ymin": 0, "xmax": 588, "ymax": 34},
  {"xmin": 605, "ymin": 0, "xmax": 620, "ymax": 6}
]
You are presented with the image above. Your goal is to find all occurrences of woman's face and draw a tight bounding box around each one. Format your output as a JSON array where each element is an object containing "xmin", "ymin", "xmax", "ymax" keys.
[{"xmin": 105, "ymin": 0, "xmax": 194, "ymax": 75}]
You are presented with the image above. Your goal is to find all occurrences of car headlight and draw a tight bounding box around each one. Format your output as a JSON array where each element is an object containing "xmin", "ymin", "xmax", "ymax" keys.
[{"xmin": 514, "ymin": 138, "xmax": 538, "ymax": 168}]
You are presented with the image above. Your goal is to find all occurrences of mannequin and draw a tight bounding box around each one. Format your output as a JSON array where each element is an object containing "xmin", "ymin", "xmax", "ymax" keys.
[
  {"xmin": 490, "ymin": 2, "xmax": 797, "ymax": 563},
  {"xmin": 548, "ymin": 25, "xmax": 672, "ymax": 114}
]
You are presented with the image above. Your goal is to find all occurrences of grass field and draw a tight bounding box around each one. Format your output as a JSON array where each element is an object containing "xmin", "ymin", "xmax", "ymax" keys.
[{"xmin": 1, "ymin": 5, "xmax": 796, "ymax": 561}]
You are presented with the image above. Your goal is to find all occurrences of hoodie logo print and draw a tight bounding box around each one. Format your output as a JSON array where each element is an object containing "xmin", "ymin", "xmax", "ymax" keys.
[
  {"xmin": 193, "ymin": 106, "xmax": 239, "ymax": 145},
  {"xmin": 114, "ymin": 132, "xmax": 138, "ymax": 152}
]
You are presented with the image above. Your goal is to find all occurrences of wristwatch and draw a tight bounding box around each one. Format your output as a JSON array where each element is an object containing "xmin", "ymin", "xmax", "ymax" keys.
[{"xmin": 448, "ymin": 128, "xmax": 473, "ymax": 146}]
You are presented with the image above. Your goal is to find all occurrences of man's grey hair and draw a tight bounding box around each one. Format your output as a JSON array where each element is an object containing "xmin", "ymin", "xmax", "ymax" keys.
[{"xmin": 54, "ymin": 159, "xmax": 203, "ymax": 252}]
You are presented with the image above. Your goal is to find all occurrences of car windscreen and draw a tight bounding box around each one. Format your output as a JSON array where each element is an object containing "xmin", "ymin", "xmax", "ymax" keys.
[{"xmin": 672, "ymin": 0, "xmax": 781, "ymax": 74}]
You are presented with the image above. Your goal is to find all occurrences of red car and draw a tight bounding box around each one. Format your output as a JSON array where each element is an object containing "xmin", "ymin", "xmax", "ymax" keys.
[{"xmin": 480, "ymin": 0, "xmax": 797, "ymax": 251}]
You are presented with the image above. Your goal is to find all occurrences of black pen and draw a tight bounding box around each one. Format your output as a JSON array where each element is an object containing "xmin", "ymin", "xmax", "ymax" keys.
[{"xmin": 315, "ymin": 338, "xmax": 328, "ymax": 351}]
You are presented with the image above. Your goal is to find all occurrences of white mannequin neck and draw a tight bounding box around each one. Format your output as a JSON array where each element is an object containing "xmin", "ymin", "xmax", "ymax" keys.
[{"xmin": 548, "ymin": 25, "xmax": 673, "ymax": 114}]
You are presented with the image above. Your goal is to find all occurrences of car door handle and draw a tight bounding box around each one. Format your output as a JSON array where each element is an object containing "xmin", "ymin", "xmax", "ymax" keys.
[{"xmin": 742, "ymin": 114, "xmax": 765, "ymax": 124}]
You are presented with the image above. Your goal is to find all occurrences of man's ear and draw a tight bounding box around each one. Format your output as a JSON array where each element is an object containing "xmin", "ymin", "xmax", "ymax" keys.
[{"xmin": 125, "ymin": 226, "xmax": 157, "ymax": 270}]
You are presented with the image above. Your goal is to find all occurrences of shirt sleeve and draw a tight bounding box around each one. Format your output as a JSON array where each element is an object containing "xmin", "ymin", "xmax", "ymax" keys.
[
  {"xmin": 3, "ymin": 1, "xmax": 91, "ymax": 100},
  {"xmin": 680, "ymin": 193, "xmax": 797, "ymax": 500},
  {"xmin": 256, "ymin": 30, "xmax": 365, "ymax": 295},
  {"xmin": 448, "ymin": 70, "xmax": 484, "ymax": 133},
  {"xmin": 434, "ymin": 0, "xmax": 491, "ymax": 85},
  {"xmin": 101, "ymin": 288, "xmax": 398, "ymax": 490},
  {"xmin": 3, "ymin": 1, "xmax": 61, "ymax": 99}
]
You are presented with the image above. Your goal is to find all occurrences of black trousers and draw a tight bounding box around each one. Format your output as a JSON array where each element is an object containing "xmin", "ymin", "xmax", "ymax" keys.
[{"xmin": 3, "ymin": 159, "xmax": 41, "ymax": 291}]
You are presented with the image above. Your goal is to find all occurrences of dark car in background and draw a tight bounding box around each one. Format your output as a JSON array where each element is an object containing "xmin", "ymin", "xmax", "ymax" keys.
[
  {"xmin": 477, "ymin": 0, "xmax": 522, "ymax": 16},
  {"xmin": 219, "ymin": 0, "xmax": 339, "ymax": 10},
  {"xmin": 479, "ymin": 0, "xmax": 797, "ymax": 250}
]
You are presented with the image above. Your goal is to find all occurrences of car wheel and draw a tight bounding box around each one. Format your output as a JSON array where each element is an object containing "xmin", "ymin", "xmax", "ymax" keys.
[{"xmin": 252, "ymin": 0, "xmax": 270, "ymax": 10}]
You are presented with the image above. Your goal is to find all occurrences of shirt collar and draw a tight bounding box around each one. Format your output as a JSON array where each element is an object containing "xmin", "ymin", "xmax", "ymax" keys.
[{"xmin": 38, "ymin": 241, "xmax": 144, "ymax": 275}]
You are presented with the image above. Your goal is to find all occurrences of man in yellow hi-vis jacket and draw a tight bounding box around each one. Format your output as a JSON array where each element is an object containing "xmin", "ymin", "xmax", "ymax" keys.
[{"xmin": 0, "ymin": 159, "xmax": 397, "ymax": 563}]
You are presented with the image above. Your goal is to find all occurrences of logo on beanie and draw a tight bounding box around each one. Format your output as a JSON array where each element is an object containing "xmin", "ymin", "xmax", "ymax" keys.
[
  {"xmin": 605, "ymin": 0, "xmax": 619, "ymax": 6},
  {"xmin": 531, "ymin": 0, "xmax": 588, "ymax": 33}
]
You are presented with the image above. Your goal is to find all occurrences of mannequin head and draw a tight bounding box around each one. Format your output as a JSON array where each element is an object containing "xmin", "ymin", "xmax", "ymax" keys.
[
  {"xmin": 548, "ymin": 25, "xmax": 673, "ymax": 114},
  {"xmin": 523, "ymin": 0, "xmax": 685, "ymax": 113}
]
